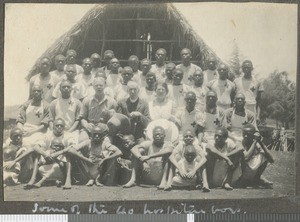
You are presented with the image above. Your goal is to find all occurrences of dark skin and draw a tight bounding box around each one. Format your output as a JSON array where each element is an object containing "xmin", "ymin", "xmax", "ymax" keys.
[
  {"xmin": 234, "ymin": 93, "xmax": 246, "ymax": 115},
  {"xmin": 218, "ymin": 64, "xmax": 229, "ymax": 81},
  {"xmin": 40, "ymin": 58, "xmax": 51, "ymax": 76},
  {"xmin": 242, "ymin": 62, "xmax": 253, "ymax": 79},
  {"xmin": 192, "ymin": 70, "xmax": 204, "ymax": 87},
  {"xmin": 207, "ymin": 57, "xmax": 217, "ymax": 71},
  {"xmin": 141, "ymin": 61, "xmax": 151, "ymax": 76},
  {"xmin": 180, "ymin": 49, "xmax": 192, "ymax": 67},
  {"xmin": 165, "ymin": 64, "xmax": 175, "ymax": 80},
  {"xmin": 145, "ymin": 75, "xmax": 156, "ymax": 91},
  {"xmin": 128, "ymin": 57, "xmax": 140, "ymax": 72},
  {"xmin": 91, "ymin": 54, "xmax": 101, "ymax": 69},
  {"xmin": 65, "ymin": 66, "xmax": 77, "ymax": 83},
  {"xmin": 82, "ymin": 58, "xmax": 93, "ymax": 75},
  {"xmin": 172, "ymin": 70, "xmax": 184, "ymax": 86},
  {"xmin": 121, "ymin": 71, "xmax": 133, "ymax": 85},
  {"xmin": 155, "ymin": 49, "xmax": 166, "ymax": 67},
  {"xmin": 110, "ymin": 58, "xmax": 120, "ymax": 74}
]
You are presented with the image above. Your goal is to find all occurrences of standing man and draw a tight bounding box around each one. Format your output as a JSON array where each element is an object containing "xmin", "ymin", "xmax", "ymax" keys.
[
  {"xmin": 50, "ymin": 54, "xmax": 66, "ymax": 80},
  {"xmin": 203, "ymin": 56, "xmax": 218, "ymax": 86},
  {"xmin": 90, "ymin": 53, "xmax": 101, "ymax": 76},
  {"xmin": 150, "ymin": 48, "xmax": 167, "ymax": 82},
  {"xmin": 29, "ymin": 57, "xmax": 59, "ymax": 103},
  {"xmin": 128, "ymin": 55, "xmax": 142, "ymax": 83},
  {"xmin": 99, "ymin": 50, "xmax": 115, "ymax": 77},
  {"xmin": 65, "ymin": 49, "xmax": 84, "ymax": 75},
  {"xmin": 176, "ymin": 48, "xmax": 202, "ymax": 86},
  {"xmin": 234, "ymin": 60, "xmax": 264, "ymax": 119},
  {"xmin": 76, "ymin": 58, "xmax": 94, "ymax": 97},
  {"xmin": 207, "ymin": 63, "xmax": 236, "ymax": 110},
  {"xmin": 139, "ymin": 58, "xmax": 152, "ymax": 87}
]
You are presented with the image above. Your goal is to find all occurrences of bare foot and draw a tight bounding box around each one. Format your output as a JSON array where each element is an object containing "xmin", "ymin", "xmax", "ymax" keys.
[
  {"xmin": 157, "ymin": 185, "xmax": 165, "ymax": 190},
  {"xmin": 56, "ymin": 180, "xmax": 63, "ymax": 188},
  {"xmin": 23, "ymin": 184, "xmax": 34, "ymax": 190},
  {"xmin": 86, "ymin": 179, "xmax": 94, "ymax": 186},
  {"xmin": 123, "ymin": 181, "xmax": 136, "ymax": 188},
  {"xmin": 32, "ymin": 183, "xmax": 42, "ymax": 188},
  {"xmin": 62, "ymin": 184, "xmax": 71, "ymax": 189},
  {"xmin": 95, "ymin": 181, "xmax": 103, "ymax": 187},
  {"xmin": 202, "ymin": 186, "xmax": 210, "ymax": 192},
  {"xmin": 224, "ymin": 183, "xmax": 233, "ymax": 191},
  {"xmin": 163, "ymin": 185, "xmax": 172, "ymax": 191},
  {"xmin": 195, "ymin": 184, "xmax": 203, "ymax": 190}
]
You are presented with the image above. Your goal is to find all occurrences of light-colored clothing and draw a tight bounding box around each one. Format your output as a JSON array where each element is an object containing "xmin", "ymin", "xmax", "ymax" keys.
[
  {"xmin": 114, "ymin": 84, "xmax": 129, "ymax": 102},
  {"xmin": 139, "ymin": 87, "xmax": 156, "ymax": 103},
  {"xmin": 168, "ymin": 84, "xmax": 190, "ymax": 110},
  {"xmin": 106, "ymin": 72, "xmax": 122, "ymax": 89},
  {"xmin": 207, "ymin": 79, "xmax": 236, "ymax": 110},
  {"xmin": 172, "ymin": 159, "xmax": 197, "ymax": 187},
  {"xmin": 49, "ymin": 97, "xmax": 82, "ymax": 130},
  {"xmin": 132, "ymin": 70, "xmax": 142, "ymax": 83},
  {"xmin": 149, "ymin": 99, "xmax": 175, "ymax": 120},
  {"xmin": 150, "ymin": 64, "xmax": 166, "ymax": 83},
  {"xmin": 29, "ymin": 73, "xmax": 60, "ymax": 103},
  {"xmin": 176, "ymin": 63, "xmax": 202, "ymax": 86},
  {"xmin": 203, "ymin": 69, "xmax": 218, "ymax": 87},
  {"xmin": 52, "ymin": 80, "xmax": 86, "ymax": 100},
  {"xmin": 234, "ymin": 76, "xmax": 264, "ymax": 112},
  {"xmin": 189, "ymin": 85, "xmax": 207, "ymax": 112},
  {"xmin": 50, "ymin": 70, "xmax": 65, "ymax": 81},
  {"xmin": 175, "ymin": 108, "xmax": 202, "ymax": 135},
  {"xmin": 64, "ymin": 64, "xmax": 84, "ymax": 75}
]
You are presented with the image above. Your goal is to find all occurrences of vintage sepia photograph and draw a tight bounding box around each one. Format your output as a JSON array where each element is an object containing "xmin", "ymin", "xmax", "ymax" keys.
[{"xmin": 3, "ymin": 2, "xmax": 297, "ymax": 202}]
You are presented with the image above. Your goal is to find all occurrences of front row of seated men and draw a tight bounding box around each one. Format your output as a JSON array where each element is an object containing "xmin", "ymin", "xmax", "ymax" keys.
[{"xmin": 4, "ymin": 115, "xmax": 274, "ymax": 191}]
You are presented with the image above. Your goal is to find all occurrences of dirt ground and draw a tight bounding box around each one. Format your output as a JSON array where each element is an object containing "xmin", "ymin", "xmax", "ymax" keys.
[{"xmin": 4, "ymin": 151, "xmax": 295, "ymax": 201}]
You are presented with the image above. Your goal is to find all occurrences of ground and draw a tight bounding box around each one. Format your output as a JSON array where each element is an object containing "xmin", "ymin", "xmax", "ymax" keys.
[{"xmin": 4, "ymin": 150, "xmax": 295, "ymax": 201}]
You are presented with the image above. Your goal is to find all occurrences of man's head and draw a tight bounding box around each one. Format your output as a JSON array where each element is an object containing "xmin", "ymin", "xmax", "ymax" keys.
[
  {"xmin": 109, "ymin": 58, "xmax": 120, "ymax": 73},
  {"xmin": 180, "ymin": 48, "xmax": 192, "ymax": 64},
  {"xmin": 192, "ymin": 69, "xmax": 204, "ymax": 86},
  {"xmin": 65, "ymin": 64, "xmax": 77, "ymax": 81},
  {"xmin": 50, "ymin": 138, "xmax": 65, "ymax": 152},
  {"xmin": 207, "ymin": 56, "xmax": 217, "ymax": 70},
  {"xmin": 122, "ymin": 134, "xmax": 135, "ymax": 150},
  {"xmin": 155, "ymin": 48, "xmax": 167, "ymax": 64},
  {"xmin": 54, "ymin": 54, "xmax": 66, "ymax": 71},
  {"xmin": 128, "ymin": 55, "xmax": 140, "ymax": 72},
  {"xmin": 185, "ymin": 91, "xmax": 197, "ymax": 111},
  {"xmin": 217, "ymin": 63, "xmax": 229, "ymax": 80},
  {"xmin": 172, "ymin": 68, "xmax": 184, "ymax": 85},
  {"xmin": 184, "ymin": 145, "xmax": 197, "ymax": 163},
  {"xmin": 141, "ymin": 58, "xmax": 151, "ymax": 75},
  {"xmin": 93, "ymin": 77, "xmax": 106, "ymax": 93},
  {"xmin": 66, "ymin": 49, "xmax": 77, "ymax": 64},
  {"xmin": 91, "ymin": 124, "xmax": 109, "ymax": 143},
  {"xmin": 121, "ymin": 66, "xmax": 133, "ymax": 84},
  {"xmin": 53, "ymin": 118, "xmax": 66, "ymax": 137},
  {"xmin": 31, "ymin": 85, "xmax": 43, "ymax": 101},
  {"xmin": 165, "ymin": 63, "xmax": 176, "ymax": 80},
  {"xmin": 152, "ymin": 126, "xmax": 166, "ymax": 145},
  {"xmin": 39, "ymin": 57, "xmax": 51, "ymax": 74},
  {"xmin": 60, "ymin": 80, "xmax": 72, "ymax": 98},
  {"xmin": 242, "ymin": 123, "xmax": 257, "ymax": 142},
  {"xmin": 183, "ymin": 129, "xmax": 195, "ymax": 145},
  {"xmin": 214, "ymin": 127, "xmax": 228, "ymax": 147},
  {"xmin": 206, "ymin": 90, "xmax": 218, "ymax": 107},
  {"xmin": 145, "ymin": 72, "xmax": 156, "ymax": 88},
  {"xmin": 242, "ymin": 60, "xmax": 253, "ymax": 78},
  {"xmin": 82, "ymin": 58, "xmax": 92, "ymax": 74},
  {"xmin": 10, "ymin": 127, "xmax": 23, "ymax": 145},
  {"xmin": 127, "ymin": 81, "xmax": 140, "ymax": 100},
  {"xmin": 103, "ymin": 50, "xmax": 115, "ymax": 66},
  {"xmin": 234, "ymin": 93, "xmax": 246, "ymax": 109},
  {"xmin": 91, "ymin": 53, "xmax": 101, "ymax": 68}
]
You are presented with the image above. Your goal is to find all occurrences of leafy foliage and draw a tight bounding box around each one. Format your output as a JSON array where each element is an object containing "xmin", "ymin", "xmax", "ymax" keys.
[{"xmin": 260, "ymin": 70, "xmax": 295, "ymax": 129}]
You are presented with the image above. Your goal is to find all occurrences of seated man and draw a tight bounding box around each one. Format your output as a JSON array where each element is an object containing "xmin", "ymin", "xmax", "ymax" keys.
[
  {"xmin": 237, "ymin": 124, "xmax": 274, "ymax": 188},
  {"xmin": 64, "ymin": 124, "xmax": 122, "ymax": 186},
  {"xmin": 79, "ymin": 77, "xmax": 117, "ymax": 142},
  {"xmin": 49, "ymin": 80, "xmax": 82, "ymax": 136},
  {"xmin": 168, "ymin": 130, "xmax": 209, "ymax": 192},
  {"xmin": 117, "ymin": 81, "xmax": 150, "ymax": 143},
  {"xmin": 222, "ymin": 93, "xmax": 257, "ymax": 142},
  {"xmin": 206, "ymin": 127, "xmax": 244, "ymax": 190},
  {"xmin": 123, "ymin": 126, "xmax": 174, "ymax": 188},
  {"xmin": 17, "ymin": 85, "xmax": 50, "ymax": 150},
  {"xmin": 3, "ymin": 128, "xmax": 27, "ymax": 186}
]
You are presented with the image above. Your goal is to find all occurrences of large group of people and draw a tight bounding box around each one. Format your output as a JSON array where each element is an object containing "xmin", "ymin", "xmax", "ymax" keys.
[{"xmin": 3, "ymin": 47, "xmax": 274, "ymax": 192}]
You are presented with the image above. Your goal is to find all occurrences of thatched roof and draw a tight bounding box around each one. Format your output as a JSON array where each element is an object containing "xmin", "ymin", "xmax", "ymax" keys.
[{"xmin": 26, "ymin": 3, "xmax": 223, "ymax": 81}]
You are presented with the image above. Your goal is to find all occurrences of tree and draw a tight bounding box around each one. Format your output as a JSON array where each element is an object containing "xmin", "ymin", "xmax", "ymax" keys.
[
  {"xmin": 228, "ymin": 40, "xmax": 244, "ymax": 81},
  {"xmin": 260, "ymin": 70, "xmax": 295, "ymax": 129}
]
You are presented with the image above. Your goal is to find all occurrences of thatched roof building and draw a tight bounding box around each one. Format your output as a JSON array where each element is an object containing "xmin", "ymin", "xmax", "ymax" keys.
[{"xmin": 27, "ymin": 3, "xmax": 223, "ymax": 80}]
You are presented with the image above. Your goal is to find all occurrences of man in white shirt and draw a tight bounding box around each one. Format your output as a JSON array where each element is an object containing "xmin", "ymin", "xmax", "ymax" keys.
[{"xmin": 150, "ymin": 48, "xmax": 167, "ymax": 82}]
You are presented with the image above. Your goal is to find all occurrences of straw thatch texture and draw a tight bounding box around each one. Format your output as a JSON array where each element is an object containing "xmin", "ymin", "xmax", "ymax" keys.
[{"xmin": 26, "ymin": 3, "xmax": 223, "ymax": 81}]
